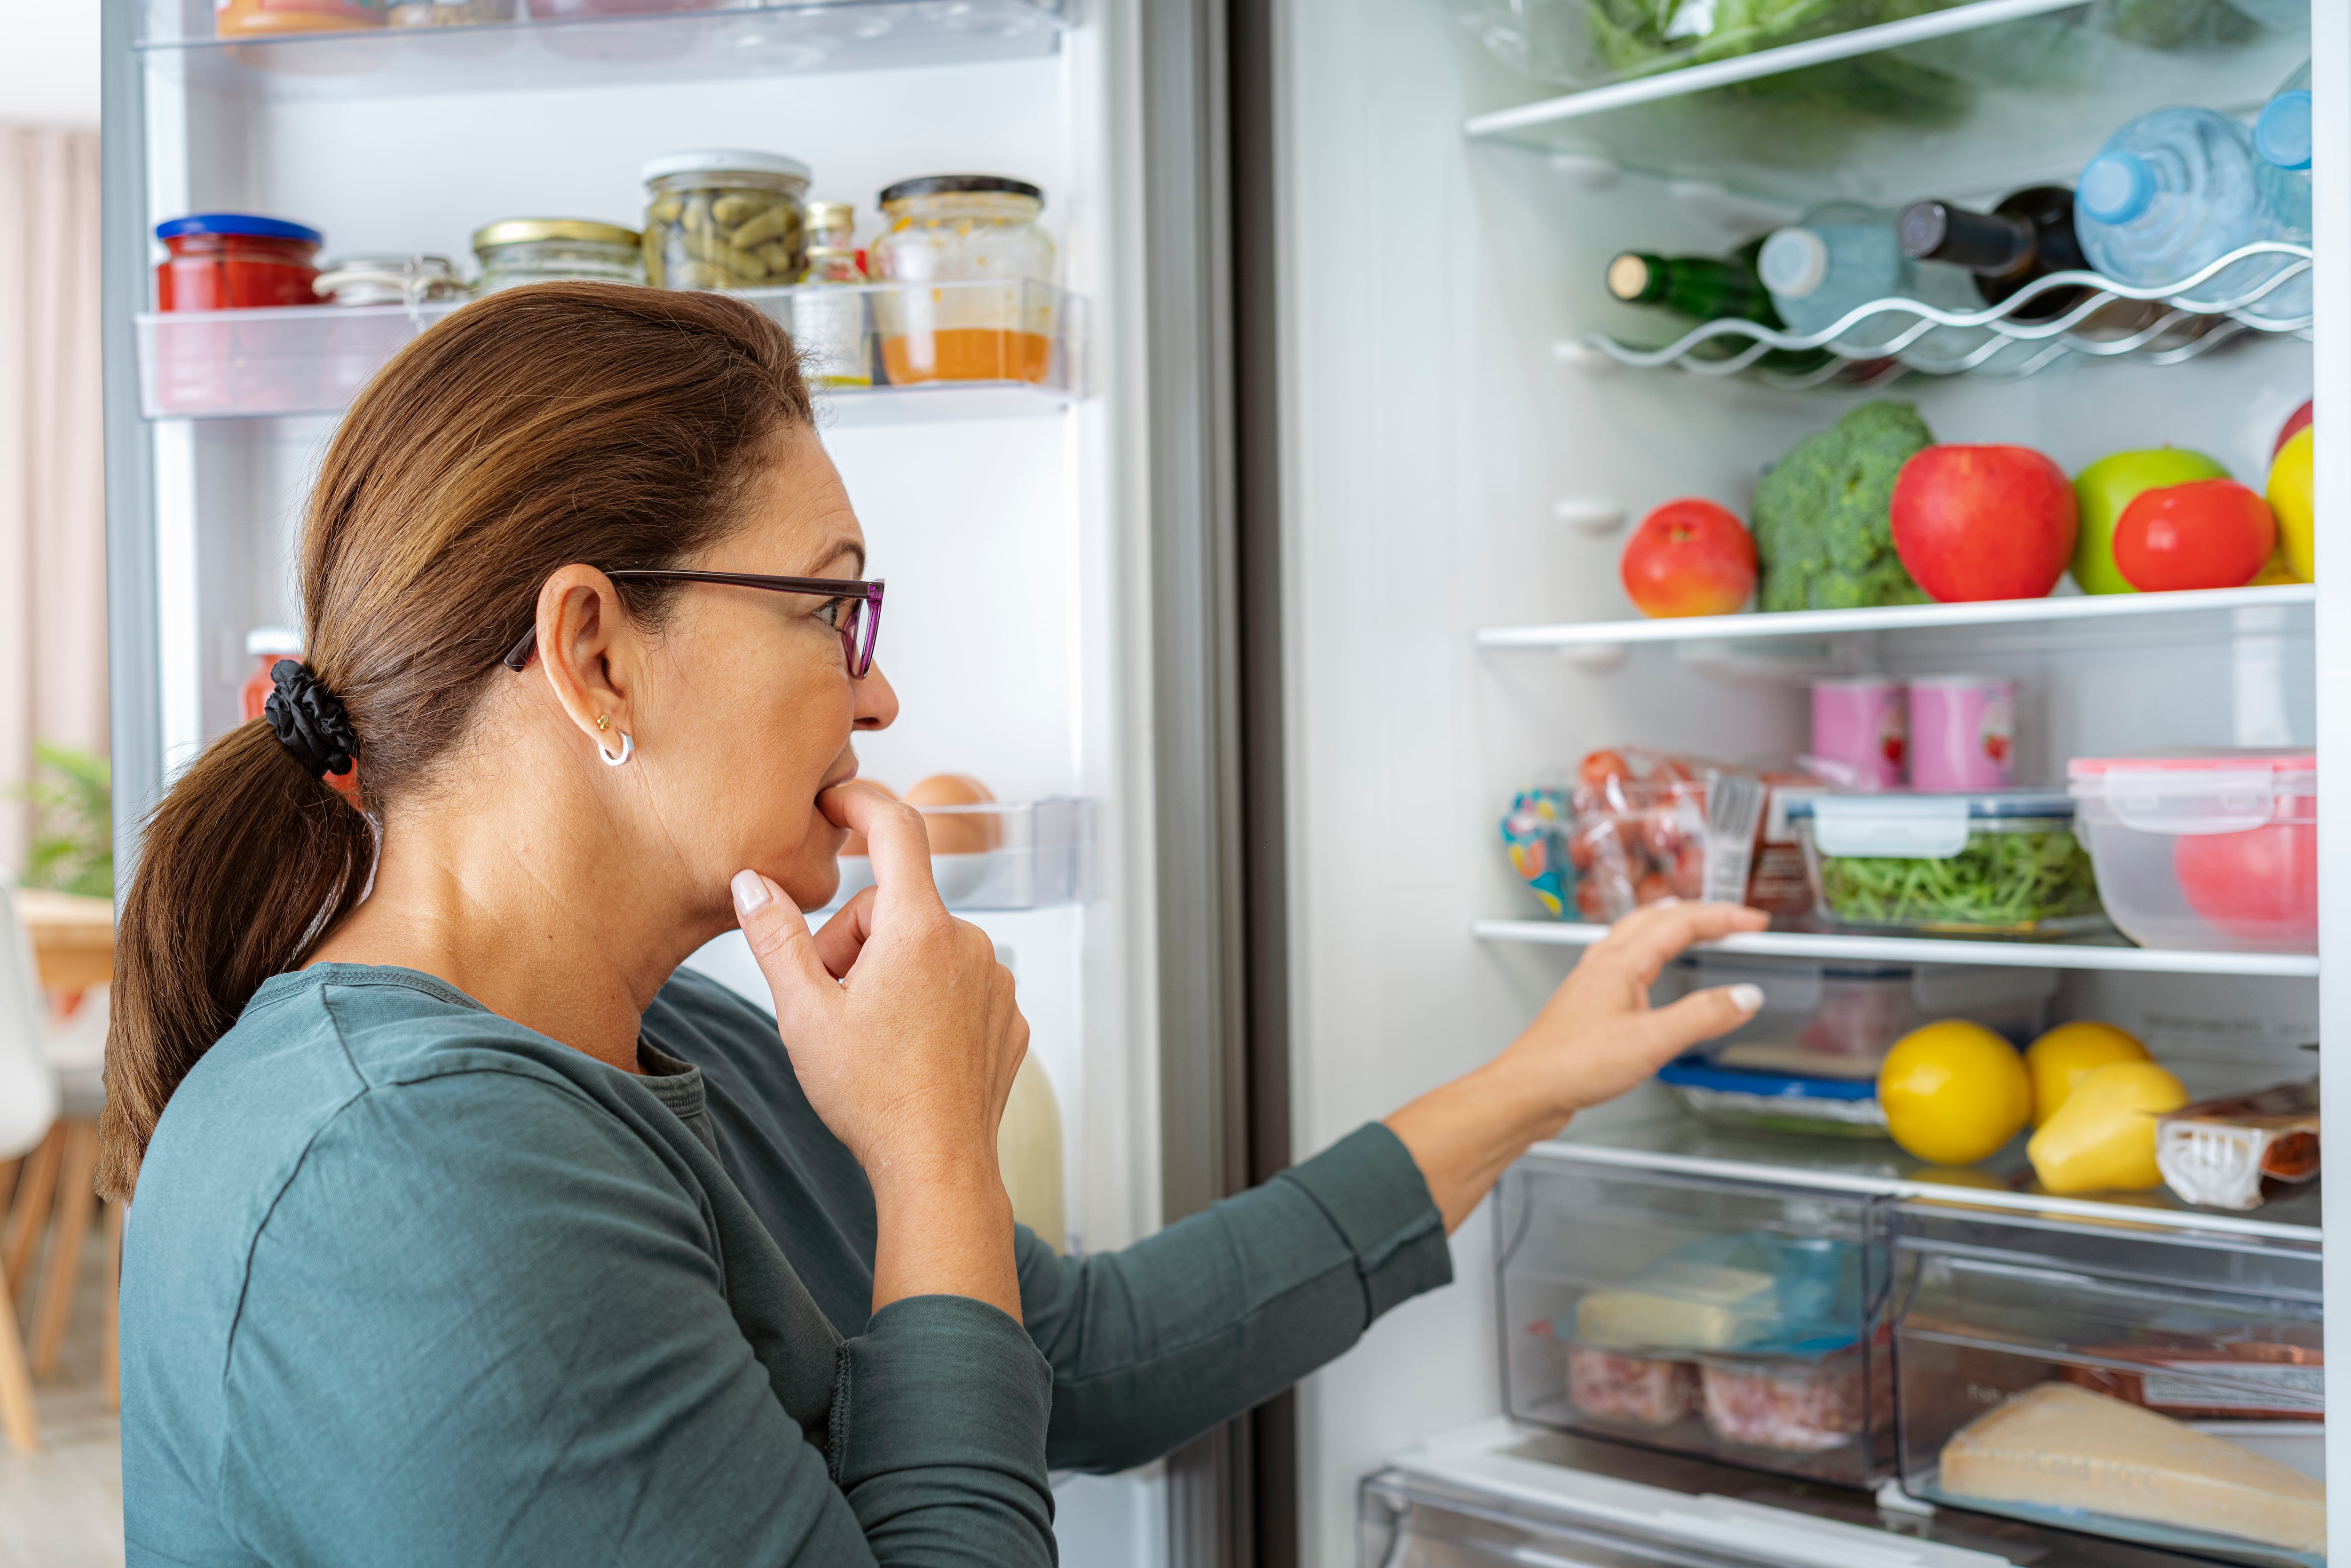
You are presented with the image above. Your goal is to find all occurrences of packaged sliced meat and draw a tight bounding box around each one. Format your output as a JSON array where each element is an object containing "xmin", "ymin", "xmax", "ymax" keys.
[
  {"xmin": 2156, "ymin": 1079, "xmax": 2319, "ymax": 1211},
  {"xmin": 2060, "ymin": 1338, "xmax": 2324, "ymax": 1421},
  {"xmin": 1565, "ymin": 1345, "xmax": 1697, "ymax": 1427},
  {"xmin": 1555, "ymin": 747, "xmax": 1822, "ymax": 924}
]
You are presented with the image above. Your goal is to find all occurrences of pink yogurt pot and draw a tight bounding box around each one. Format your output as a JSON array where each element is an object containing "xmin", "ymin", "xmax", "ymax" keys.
[
  {"xmin": 1809, "ymin": 678, "xmax": 1906, "ymax": 790},
  {"xmin": 1909, "ymin": 676, "xmax": 2015, "ymax": 791}
]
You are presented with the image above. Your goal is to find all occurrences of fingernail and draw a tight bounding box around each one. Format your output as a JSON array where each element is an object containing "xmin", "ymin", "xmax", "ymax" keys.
[
  {"xmin": 1728, "ymin": 984, "xmax": 1765, "ymax": 1013},
  {"xmin": 731, "ymin": 869, "xmax": 772, "ymax": 916},
  {"xmin": 1652, "ymin": 895, "xmax": 1682, "ymax": 907}
]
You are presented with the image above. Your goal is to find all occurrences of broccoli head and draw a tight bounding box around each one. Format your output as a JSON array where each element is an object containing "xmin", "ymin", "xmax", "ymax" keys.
[{"xmin": 1751, "ymin": 400, "xmax": 1934, "ymax": 612}]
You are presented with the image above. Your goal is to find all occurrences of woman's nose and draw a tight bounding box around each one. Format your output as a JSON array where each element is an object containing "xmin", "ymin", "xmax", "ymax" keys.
[{"xmin": 853, "ymin": 661, "xmax": 899, "ymax": 731}]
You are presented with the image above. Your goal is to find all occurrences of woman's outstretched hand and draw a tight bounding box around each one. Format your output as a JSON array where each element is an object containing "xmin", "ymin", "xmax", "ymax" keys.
[
  {"xmin": 1385, "ymin": 900, "xmax": 1769, "ymax": 1231},
  {"xmin": 732, "ymin": 783, "xmax": 1030, "ymax": 1317}
]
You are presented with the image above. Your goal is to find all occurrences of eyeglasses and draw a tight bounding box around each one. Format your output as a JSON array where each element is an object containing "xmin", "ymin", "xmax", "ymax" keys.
[{"xmin": 500, "ymin": 570, "xmax": 886, "ymax": 678}]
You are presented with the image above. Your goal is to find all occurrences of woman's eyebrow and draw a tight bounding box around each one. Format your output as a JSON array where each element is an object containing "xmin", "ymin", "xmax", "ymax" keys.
[{"xmin": 819, "ymin": 540, "xmax": 867, "ymax": 576}]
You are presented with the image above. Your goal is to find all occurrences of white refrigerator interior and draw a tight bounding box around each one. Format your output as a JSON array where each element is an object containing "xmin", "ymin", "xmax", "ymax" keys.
[
  {"xmin": 1275, "ymin": 0, "xmax": 2334, "ymax": 1564},
  {"xmin": 116, "ymin": 3, "xmax": 1169, "ymax": 1560}
]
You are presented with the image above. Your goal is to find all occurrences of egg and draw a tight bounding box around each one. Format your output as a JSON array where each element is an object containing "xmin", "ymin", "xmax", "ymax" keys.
[
  {"xmin": 905, "ymin": 773, "xmax": 1001, "ymax": 856},
  {"xmin": 837, "ymin": 778, "xmax": 896, "ymax": 859}
]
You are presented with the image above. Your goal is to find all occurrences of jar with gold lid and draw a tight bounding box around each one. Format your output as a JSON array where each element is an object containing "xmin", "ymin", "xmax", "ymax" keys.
[
  {"xmin": 868, "ymin": 175, "xmax": 1055, "ymax": 385},
  {"xmin": 472, "ymin": 219, "xmax": 644, "ymax": 292}
]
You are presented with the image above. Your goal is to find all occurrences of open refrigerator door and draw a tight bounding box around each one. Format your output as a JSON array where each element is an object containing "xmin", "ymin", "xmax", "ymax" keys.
[
  {"xmin": 97, "ymin": 0, "xmax": 1190, "ymax": 1558},
  {"xmin": 1271, "ymin": 0, "xmax": 2343, "ymax": 1564}
]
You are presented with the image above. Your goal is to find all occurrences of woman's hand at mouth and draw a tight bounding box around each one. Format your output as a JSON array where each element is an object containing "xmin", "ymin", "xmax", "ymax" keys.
[{"xmin": 731, "ymin": 783, "xmax": 1030, "ymax": 1318}]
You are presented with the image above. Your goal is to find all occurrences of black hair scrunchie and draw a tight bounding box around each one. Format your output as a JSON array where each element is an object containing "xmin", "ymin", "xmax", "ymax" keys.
[{"xmin": 264, "ymin": 660, "xmax": 358, "ymax": 780}]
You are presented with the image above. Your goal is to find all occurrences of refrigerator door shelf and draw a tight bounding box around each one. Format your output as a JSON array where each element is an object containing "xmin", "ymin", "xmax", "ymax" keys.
[
  {"xmin": 134, "ymin": 280, "xmax": 1083, "ymax": 422},
  {"xmin": 135, "ymin": 0, "xmax": 1070, "ymax": 100},
  {"xmin": 828, "ymin": 797, "xmax": 1093, "ymax": 912}
]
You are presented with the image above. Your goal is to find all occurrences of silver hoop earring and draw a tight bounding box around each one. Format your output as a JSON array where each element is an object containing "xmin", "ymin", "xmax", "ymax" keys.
[{"xmin": 600, "ymin": 731, "xmax": 634, "ymax": 767}]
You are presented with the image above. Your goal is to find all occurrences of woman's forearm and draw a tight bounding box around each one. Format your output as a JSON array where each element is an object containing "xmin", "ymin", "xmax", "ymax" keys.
[
  {"xmin": 869, "ymin": 1158, "xmax": 1022, "ymax": 1318},
  {"xmin": 1387, "ymin": 901, "xmax": 1768, "ymax": 1233}
]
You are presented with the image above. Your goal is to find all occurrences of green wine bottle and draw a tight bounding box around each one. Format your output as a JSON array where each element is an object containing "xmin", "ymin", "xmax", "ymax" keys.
[{"xmin": 1606, "ymin": 242, "xmax": 1832, "ymax": 374}]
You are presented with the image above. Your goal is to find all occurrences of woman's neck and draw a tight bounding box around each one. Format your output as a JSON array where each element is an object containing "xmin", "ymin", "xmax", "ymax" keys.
[{"xmin": 304, "ymin": 765, "xmax": 718, "ymax": 1074}]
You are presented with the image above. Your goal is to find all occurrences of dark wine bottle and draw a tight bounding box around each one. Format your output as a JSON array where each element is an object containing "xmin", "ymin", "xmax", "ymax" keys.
[
  {"xmin": 1605, "ymin": 242, "xmax": 1831, "ymax": 373},
  {"xmin": 1896, "ymin": 186, "xmax": 2089, "ymax": 321}
]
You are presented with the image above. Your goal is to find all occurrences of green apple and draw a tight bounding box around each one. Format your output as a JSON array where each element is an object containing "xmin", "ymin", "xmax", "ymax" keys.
[{"xmin": 2072, "ymin": 448, "xmax": 2231, "ymax": 594}]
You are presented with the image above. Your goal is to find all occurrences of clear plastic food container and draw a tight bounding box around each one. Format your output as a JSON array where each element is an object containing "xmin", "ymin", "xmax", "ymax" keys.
[
  {"xmin": 1498, "ymin": 1152, "xmax": 1893, "ymax": 1487},
  {"xmin": 1787, "ymin": 791, "xmax": 2106, "ymax": 938},
  {"xmin": 869, "ymin": 175, "xmax": 1056, "ymax": 385},
  {"xmin": 2068, "ymin": 751, "xmax": 2316, "ymax": 954},
  {"xmin": 1656, "ymin": 959, "xmax": 2058, "ymax": 1140},
  {"xmin": 1896, "ymin": 1200, "xmax": 2323, "ymax": 1567}
]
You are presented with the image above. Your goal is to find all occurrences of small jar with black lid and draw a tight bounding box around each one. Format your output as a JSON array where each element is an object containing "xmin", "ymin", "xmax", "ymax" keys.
[{"xmin": 869, "ymin": 174, "xmax": 1055, "ymax": 385}]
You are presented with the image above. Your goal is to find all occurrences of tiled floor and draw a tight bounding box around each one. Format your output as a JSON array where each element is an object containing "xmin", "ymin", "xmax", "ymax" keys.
[{"xmin": 0, "ymin": 1235, "xmax": 123, "ymax": 1568}]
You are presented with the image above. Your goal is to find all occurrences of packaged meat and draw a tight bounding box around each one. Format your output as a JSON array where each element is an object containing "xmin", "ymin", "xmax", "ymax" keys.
[
  {"xmin": 1564, "ymin": 1346, "xmax": 1696, "ymax": 1427},
  {"xmin": 1935, "ymin": 1383, "xmax": 2325, "ymax": 1555},
  {"xmin": 1699, "ymin": 1346, "xmax": 1874, "ymax": 1453},
  {"xmin": 2060, "ymin": 1338, "xmax": 2323, "ymax": 1421},
  {"xmin": 2157, "ymin": 1079, "xmax": 2320, "ymax": 1211}
]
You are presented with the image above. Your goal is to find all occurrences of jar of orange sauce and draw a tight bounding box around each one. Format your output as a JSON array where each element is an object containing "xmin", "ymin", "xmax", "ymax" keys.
[
  {"xmin": 156, "ymin": 214, "xmax": 324, "ymax": 311},
  {"xmin": 869, "ymin": 176, "xmax": 1056, "ymax": 386}
]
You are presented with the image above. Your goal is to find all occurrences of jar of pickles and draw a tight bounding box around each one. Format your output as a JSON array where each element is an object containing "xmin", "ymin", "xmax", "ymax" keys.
[
  {"xmin": 640, "ymin": 151, "xmax": 810, "ymax": 291},
  {"xmin": 472, "ymin": 220, "xmax": 644, "ymax": 292},
  {"xmin": 869, "ymin": 175, "xmax": 1055, "ymax": 385}
]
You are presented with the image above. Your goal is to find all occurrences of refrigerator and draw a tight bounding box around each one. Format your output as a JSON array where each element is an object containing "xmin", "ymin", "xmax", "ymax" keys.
[{"xmin": 96, "ymin": 0, "xmax": 2339, "ymax": 1564}]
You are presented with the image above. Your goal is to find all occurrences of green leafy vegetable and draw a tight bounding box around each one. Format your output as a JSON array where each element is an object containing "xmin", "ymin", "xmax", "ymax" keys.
[
  {"xmin": 1818, "ymin": 828, "xmax": 2101, "ymax": 932},
  {"xmin": 1751, "ymin": 401, "xmax": 1935, "ymax": 613}
]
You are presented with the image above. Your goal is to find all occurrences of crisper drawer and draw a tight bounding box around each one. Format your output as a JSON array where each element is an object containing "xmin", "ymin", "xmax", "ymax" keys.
[
  {"xmin": 1496, "ymin": 1153, "xmax": 1894, "ymax": 1488},
  {"xmin": 1893, "ymin": 1201, "xmax": 2325, "ymax": 1568}
]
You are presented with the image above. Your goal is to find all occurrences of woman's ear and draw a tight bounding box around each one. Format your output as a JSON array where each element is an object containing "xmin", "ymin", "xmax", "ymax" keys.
[{"xmin": 533, "ymin": 565, "xmax": 640, "ymax": 756}]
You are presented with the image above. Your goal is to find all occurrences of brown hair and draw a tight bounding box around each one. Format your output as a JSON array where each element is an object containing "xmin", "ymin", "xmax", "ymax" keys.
[{"xmin": 100, "ymin": 283, "xmax": 812, "ymax": 1199}]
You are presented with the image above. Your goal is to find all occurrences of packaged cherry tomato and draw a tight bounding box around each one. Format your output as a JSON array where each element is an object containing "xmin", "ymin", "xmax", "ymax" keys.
[{"xmin": 1520, "ymin": 749, "xmax": 1820, "ymax": 924}]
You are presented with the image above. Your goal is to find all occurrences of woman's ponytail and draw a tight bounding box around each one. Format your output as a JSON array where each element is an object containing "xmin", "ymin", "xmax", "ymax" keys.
[
  {"xmin": 98, "ymin": 723, "xmax": 371, "ymax": 1200},
  {"xmin": 97, "ymin": 281, "xmax": 810, "ymax": 1200}
]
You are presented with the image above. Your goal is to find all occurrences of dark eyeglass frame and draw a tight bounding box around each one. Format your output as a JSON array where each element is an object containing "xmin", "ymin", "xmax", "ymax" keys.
[{"xmin": 500, "ymin": 570, "xmax": 886, "ymax": 678}]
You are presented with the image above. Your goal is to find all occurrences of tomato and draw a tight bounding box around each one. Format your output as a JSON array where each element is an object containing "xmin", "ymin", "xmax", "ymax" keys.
[
  {"xmin": 1635, "ymin": 872, "xmax": 1677, "ymax": 906},
  {"xmin": 1671, "ymin": 843, "xmax": 1707, "ymax": 898},
  {"xmin": 1578, "ymin": 749, "xmax": 1631, "ymax": 794},
  {"xmin": 2113, "ymin": 479, "xmax": 2277, "ymax": 592},
  {"xmin": 2174, "ymin": 822, "xmax": 2318, "ymax": 945},
  {"xmin": 1566, "ymin": 820, "xmax": 1606, "ymax": 872}
]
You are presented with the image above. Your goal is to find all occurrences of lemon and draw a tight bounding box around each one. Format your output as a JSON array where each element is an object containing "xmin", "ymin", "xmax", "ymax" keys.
[
  {"xmin": 2268, "ymin": 425, "xmax": 2315, "ymax": 583},
  {"xmin": 2025, "ymin": 1021, "xmax": 2151, "ymax": 1127},
  {"xmin": 1878, "ymin": 1021, "xmax": 2032, "ymax": 1166}
]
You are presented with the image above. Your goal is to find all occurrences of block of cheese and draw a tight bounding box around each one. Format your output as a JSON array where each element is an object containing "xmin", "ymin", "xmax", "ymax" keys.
[
  {"xmin": 1575, "ymin": 1260, "xmax": 1777, "ymax": 1352},
  {"xmin": 1938, "ymin": 1383, "xmax": 2325, "ymax": 1553}
]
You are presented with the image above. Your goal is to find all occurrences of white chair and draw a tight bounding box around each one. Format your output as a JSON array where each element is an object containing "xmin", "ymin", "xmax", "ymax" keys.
[{"xmin": 0, "ymin": 892, "xmax": 60, "ymax": 1452}]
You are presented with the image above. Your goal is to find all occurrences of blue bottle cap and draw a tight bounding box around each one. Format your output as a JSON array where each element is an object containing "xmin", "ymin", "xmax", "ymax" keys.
[
  {"xmin": 155, "ymin": 213, "xmax": 325, "ymax": 246},
  {"xmin": 2077, "ymin": 152, "xmax": 2156, "ymax": 226},
  {"xmin": 2256, "ymin": 89, "xmax": 2313, "ymax": 173}
]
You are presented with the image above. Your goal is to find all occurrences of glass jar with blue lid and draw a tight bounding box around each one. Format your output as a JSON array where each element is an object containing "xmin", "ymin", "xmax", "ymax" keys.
[{"xmin": 1785, "ymin": 790, "xmax": 2106, "ymax": 938}]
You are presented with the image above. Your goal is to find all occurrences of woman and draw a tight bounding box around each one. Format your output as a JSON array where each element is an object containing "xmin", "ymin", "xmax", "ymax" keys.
[{"xmin": 107, "ymin": 284, "xmax": 1766, "ymax": 1567}]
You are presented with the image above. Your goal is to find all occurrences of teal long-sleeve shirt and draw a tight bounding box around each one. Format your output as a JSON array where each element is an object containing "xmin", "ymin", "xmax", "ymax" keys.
[{"xmin": 120, "ymin": 963, "xmax": 1452, "ymax": 1566}]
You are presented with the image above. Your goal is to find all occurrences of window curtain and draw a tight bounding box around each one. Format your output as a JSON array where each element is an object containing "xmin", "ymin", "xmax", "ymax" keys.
[{"xmin": 0, "ymin": 126, "xmax": 106, "ymax": 878}]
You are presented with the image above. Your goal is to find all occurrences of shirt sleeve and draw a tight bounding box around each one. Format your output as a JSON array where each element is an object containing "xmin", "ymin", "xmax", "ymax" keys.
[
  {"xmin": 219, "ymin": 1068, "xmax": 1055, "ymax": 1568},
  {"xmin": 1021, "ymin": 1121, "xmax": 1451, "ymax": 1473}
]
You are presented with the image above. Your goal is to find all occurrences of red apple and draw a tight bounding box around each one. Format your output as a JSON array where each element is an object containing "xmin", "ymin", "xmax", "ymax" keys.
[
  {"xmin": 2276, "ymin": 399, "xmax": 2313, "ymax": 456},
  {"xmin": 1890, "ymin": 445, "xmax": 2078, "ymax": 602},
  {"xmin": 2113, "ymin": 479, "xmax": 2276, "ymax": 591},
  {"xmin": 1620, "ymin": 499, "xmax": 1756, "ymax": 618}
]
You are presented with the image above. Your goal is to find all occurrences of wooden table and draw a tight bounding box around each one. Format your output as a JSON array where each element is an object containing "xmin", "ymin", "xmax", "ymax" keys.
[{"xmin": 9, "ymin": 890, "xmax": 114, "ymax": 993}]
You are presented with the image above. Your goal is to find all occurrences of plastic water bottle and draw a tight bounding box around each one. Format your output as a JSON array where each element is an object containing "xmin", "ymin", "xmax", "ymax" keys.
[
  {"xmin": 2251, "ymin": 62, "xmax": 2313, "ymax": 325},
  {"xmin": 2074, "ymin": 107, "xmax": 2292, "ymax": 314},
  {"xmin": 1757, "ymin": 203, "xmax": 1986, "ymax": 365}
]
